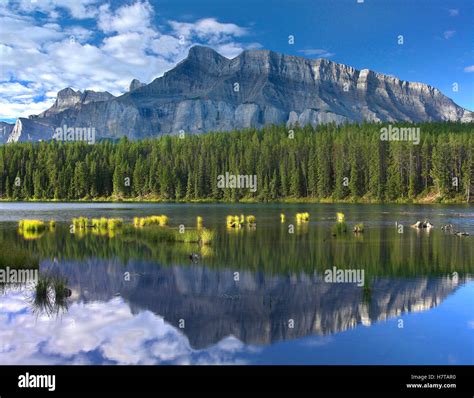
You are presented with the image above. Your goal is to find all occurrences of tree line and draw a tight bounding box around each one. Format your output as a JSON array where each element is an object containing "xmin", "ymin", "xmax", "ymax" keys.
[{"xmin": 0, "ymin": 122, "xmax": 472, "ymax": 202}]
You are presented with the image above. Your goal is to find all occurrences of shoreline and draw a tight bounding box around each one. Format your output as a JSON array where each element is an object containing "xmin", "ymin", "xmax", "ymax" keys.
[{"xmin": 0, "ymin": 197, "xmax": 472, "ymax": 205}]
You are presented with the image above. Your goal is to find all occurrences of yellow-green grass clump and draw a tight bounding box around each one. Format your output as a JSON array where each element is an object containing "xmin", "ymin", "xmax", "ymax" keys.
[
  {"xmin": 199, "ymin": 228, "xmax": 215, "ymax": 245},
  {"xmin": 336, "ymin": 212, "xmax": 345, "ymax": 223},
  {"xmin": 197, "ymin": 216, "xmax": 203, "ymax": 228},
  {"xmin": 130, "ymin": 226, "xmax": 215, "ymax": 245},
  {"xmin": 19, "ymin": 220, "xmax": 47, "ymax": 232},
  {"xmin": 296, "ymin": 212, "xmax": 310, "ymax": 223},
  {"xmin": 246, "ymin": 215, "xmax": 256, "ymax": 225},
  {"xmin": 133, "ymin": 215, "xmax": 169, "ymax": 228},
  {"xmin": 18, "ymin": 220, "xmax": 50, "ymax": 240},
  {"xmin": 90, "ymin": 217, "xmax": 123, "ymax": 232},
  {"xmin": 280, "ymin": 213, "xmax": 285, "ymax": 223},
  {"xmin": 331, "ymin": 221, "xmax": 348, "ymax": 235},
  {"xmin": 72, "ymin": 217, "xmax": 89, "ymax": 229},
  {"xmin": 107, "ymin": 218, "xmax": 123, "ymax": 230},
  {"xmin": 226, "ymin": 215, "xmax": 244, "ymax": 228},
  {"xmin": 91, "ymin": 217, "xmax": 108, "ymax": 229}
]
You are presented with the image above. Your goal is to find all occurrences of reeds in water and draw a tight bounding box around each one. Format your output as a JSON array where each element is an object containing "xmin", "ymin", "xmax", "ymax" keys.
[
  {"xmin": 133, "ymin": 215, "xmax": 169, "ymax": 227},
  {"xmin": 296, "ymin": 212, "xmax": 310, "ymax": 223}
]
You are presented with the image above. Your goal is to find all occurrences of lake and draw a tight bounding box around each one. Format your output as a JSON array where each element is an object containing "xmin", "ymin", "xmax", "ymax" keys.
[{"xmin": 0, "ymin": 202, "xmax": 473, "ymax": 365}]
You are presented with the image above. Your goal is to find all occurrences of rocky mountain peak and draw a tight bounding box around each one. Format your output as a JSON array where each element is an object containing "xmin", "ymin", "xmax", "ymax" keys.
[
  {"xmin": 5, "ymin": 46, "xmax": 473, "ymax": 143},
  {"xmin": 129, "ymin": 79, "xmax": 146, "ymax": 92},
  {"xmin": 55, "ymin": 87, "xmax": 82, "ymax": 108}
]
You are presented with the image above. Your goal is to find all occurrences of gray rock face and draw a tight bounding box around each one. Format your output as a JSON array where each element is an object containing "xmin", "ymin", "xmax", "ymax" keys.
[
  {"xmin": 129, "ymin": 79, "xmax": 146, "ymax": 92},
  {"xmin": 38, "ymin": 87, "xmax": 115, "ymax": 118},
  {"xmin": 6, "ymin": 46, "xmax": 474, "ymax": 142},
  {"xmin": 0, "ymin": 122, "xmax": 14, "ymax": 144}
]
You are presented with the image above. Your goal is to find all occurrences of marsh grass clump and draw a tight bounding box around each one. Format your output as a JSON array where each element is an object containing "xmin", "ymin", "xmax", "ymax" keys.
[
  {"xmin": 175, "ymin": 228, "xmax": 215, "ymax": 244},
  {"xmin": 296, "ymin": 212, "xmax": 310, "ymax": 223},
  {"xmin": 91, "ymin": 217, "xmax": 108, "ymax": 229},
  {"xmin": 127, "ymin": 225, "xmax": 215, "ymax": 245},
  {"xmin": 35, "ymin": 276, "xmax": 50, "ymax": 300},
  {"xmin": 246, "ymin": 215, "xmax": 256, "ymax": 225},
  {"xmin": 32, "ymin": 274, "xmax": 70, "ymax": 316},
  {"xmin": 19, "ymin": 220, "xmax": 47, "ymax": 232},
  {"xmin": 176, "ymin": 229, "xmax": 201, "ymax": 243},
  {"xmin": 72, "ymin": 217, "xmax": 89, "ymax": 229},
  {"xmin": 18, "ymin": 220, "xmax": 52, "ymax": 240},
  {"xmin": 226, "ymin": 215, "xmax": 243, "ymax": 228},
  {"xmin": 199, "ymin": 228, "xmax": 215, "ymax": 245},
  {"xmin": 227, "ymin": 214, "xmax": 255, "ymax": 228},
  {"xmin": 336, "ymin": 212, "xmax": 345, "ymax": 223},
  {"xmin": 52, "ymin": 276, "xmax": 70, "ymax": 303},
  {"xmin": 197, "ymin": 216, "xmax": 203, "ymax": 228},
  {"xmin": 353, "ymin": 223, "xmax": 365, "ymax": 233},
  {"xmin": 331, "ymin": 221, "xmax": 348, "ymax": 235},
  {"xmin": 107, "ymin": 218, "xmax": 123, "ymax": 230},
  {"xmin": 133, "ymin": 215, "xmax": 169, "ymax": 227}
]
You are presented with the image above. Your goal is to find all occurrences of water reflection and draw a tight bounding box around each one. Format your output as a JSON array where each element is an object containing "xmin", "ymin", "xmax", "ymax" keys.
[
  {"xmin": 0, "ymin": 203, "xmax": 472, "ymax": 365},
  {"xmin": 41, "ymin": 258, "xmax": 468, "ymax": 348},
  {"xmin": 0, "ymin": 289, "xmax": 254, "ymax": 365}
]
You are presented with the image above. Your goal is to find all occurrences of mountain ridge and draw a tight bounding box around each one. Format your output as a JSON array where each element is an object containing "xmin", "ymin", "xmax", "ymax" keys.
[{"xmin": 6, "ymin": 45, "xmax": 474, "ymax": 143}]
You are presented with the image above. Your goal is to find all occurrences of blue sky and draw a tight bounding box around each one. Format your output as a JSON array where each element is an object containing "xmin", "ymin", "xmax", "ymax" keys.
[{"xmin": 0, "ymin": 0, "xmax": 473, "ymax": 122}]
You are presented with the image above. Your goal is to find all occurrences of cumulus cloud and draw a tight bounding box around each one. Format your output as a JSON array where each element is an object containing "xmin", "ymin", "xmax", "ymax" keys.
[
  {"xmin": 169, "ymin": 18, "xmax": 248, "ymax": 44},
  {"xmin": 98, "ymin": 1, "xmax": 154, "ymax": 34},
  {"xmin": 0, "ymin": 0, "xmax": 260, "ymax": 120}
]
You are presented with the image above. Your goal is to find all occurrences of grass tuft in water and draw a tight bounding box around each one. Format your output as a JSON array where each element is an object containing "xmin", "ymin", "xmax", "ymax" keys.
[
  {"xmin": 296, "ymin": 212, "xmax": 310, "ymax": 223},
  {"xmin": 331, "ymin": 221, "xmax": 348, "ymax": 235},
  {"xmin": 133, "ymin": 215, "xmax": 168, "ymax": 227}
]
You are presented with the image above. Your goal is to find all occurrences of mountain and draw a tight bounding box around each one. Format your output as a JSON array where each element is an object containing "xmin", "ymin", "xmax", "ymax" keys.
[
  {"xmin": 0, "ymin": 122, "xmax": 14, "ymax": 144},
  {"xmin": 6, "ymin": 46, "xmax": 474, "ymax": 143},
  {"xmin": 129, "ymin": 78, "xmax": 146, "ymax": 92},
  {"xmin": 38, "ymin": 88, "xmax": 115, "ymax": 118}
]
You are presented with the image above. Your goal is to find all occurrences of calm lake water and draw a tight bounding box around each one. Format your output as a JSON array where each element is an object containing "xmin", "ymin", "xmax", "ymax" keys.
[{"xmin": 0, "ymin": 202, "xmax": 473, "ymax": 365}]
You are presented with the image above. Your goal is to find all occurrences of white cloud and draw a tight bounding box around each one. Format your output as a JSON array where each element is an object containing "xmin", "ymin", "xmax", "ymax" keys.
[
  {"xmin": 0, "ymin": 98, "xmax": 56, "ymax": 119},
  {"xmin": 464, "ymin": 65, "xmax": 474, "ymax": 73},
  {"xmin": 98, "ymin": 1, "xmax": 154, "ymax": 34},
  {"xmin": 12, "ymin": 0, "xmax": 101, "ymax": 19},
  {"xmin": 0, "ymin": 1, "xmax": 259, "ymax": 120},
  {"xmin": 448, "ymin": 9, "xmax": 459, "ymax": 17},
  {"xmin": 215, "ymin": 42, "xmax": 261, "ymax": 59},
  {"xmin": 443, "ymin": 30, "xmax": 456, "ymax": 40},
  {"xmin": 298, "ymin": 48, "xmax": 335, "ymax": 58},
  {"xmin": 0, "ymin": 292, "xmax": 255, "ymax": 365},
  {"xmin": 170, "ymin": 18, "xmax": 248, "ymax": 45}
]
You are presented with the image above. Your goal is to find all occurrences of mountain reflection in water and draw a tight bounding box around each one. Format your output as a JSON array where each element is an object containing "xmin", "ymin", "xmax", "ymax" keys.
[{"xmin": 0, "ymin": 203, "xmax": 472, "ymax": 365}]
